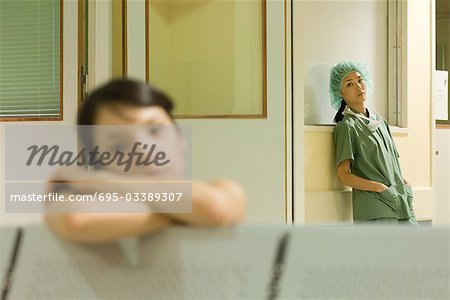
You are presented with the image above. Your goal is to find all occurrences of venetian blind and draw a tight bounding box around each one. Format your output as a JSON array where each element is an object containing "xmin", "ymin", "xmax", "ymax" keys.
[{"xmin": 0, "ymin": 0, "xmax": 61, "ymax": 118}]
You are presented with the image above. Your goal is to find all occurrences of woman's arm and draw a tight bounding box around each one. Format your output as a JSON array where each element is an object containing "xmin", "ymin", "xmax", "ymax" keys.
[
  {"xmin": 336, "ymin": 160, "xmax": 387, "ymax": 192},
  {"xmin": 163, "ymin": 179, "xmax": 246, "ymax": 226},
  {"xmin": 45, "ymin": 210, "xmax": 171, "ymax": 244},
  {"xmin": 45, "ymin": 170, "xmax": 246, "ymax": 243},
  {"xmin": 47, "ymin": 168, "xmax": 246, "ymax": 227},
  {"xmin": 44, "ymin": 179, "xmax": 245, "ymax": 244}
]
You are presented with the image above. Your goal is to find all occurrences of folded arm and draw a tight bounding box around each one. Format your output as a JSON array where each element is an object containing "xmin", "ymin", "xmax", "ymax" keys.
[
  {"xmin": 164, "ymin": 179, "xmax": 246, "ymax": 226},
  {"xmin": 45, "ymin": 207, "xmax": 172, "ymax": 244},
  {"xmin": 45, "ymin": 169, "xmax": 246, "ymax": 243}
]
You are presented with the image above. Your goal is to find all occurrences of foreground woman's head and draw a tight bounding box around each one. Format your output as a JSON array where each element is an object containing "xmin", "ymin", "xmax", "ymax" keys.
[
  {"xmin": 79, "ymin": 79, "xmax": 174, "ymax": 126},
  {"xmin": 78, "ymin": 79, "xmax": 183, "ymax": 175}
]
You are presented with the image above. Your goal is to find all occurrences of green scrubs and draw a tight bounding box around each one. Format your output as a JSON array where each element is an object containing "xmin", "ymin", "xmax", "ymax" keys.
[{"xmin": 334, "ymin": 110, "xmax": 416, "ymax": 222}]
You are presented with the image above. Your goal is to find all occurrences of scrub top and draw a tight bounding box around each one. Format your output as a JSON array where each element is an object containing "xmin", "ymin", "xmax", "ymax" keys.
[{"xmin": 333, "ymin": 110, "xmax": 416, "ymax": 221}]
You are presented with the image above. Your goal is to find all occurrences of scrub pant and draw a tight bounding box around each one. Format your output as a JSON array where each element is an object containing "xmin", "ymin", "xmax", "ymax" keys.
[{"xmin": 356, "ymin": 217, "xmax": 420, "ymax": 226}]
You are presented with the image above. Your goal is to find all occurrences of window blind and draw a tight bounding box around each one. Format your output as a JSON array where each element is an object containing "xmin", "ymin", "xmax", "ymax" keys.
[{"xmin": 0, "ymin": 0, "xmax": 61, "ymax": 118}]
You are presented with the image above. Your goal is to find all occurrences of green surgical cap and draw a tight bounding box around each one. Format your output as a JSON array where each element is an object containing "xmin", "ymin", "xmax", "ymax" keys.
[{"xmin": 329, "ymin": 61, "xmax": 372, "ymax": 110}]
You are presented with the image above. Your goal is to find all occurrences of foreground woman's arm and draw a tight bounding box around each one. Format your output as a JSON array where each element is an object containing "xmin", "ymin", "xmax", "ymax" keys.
[
  {"xmin": 45, "ymin": 209, "xmax": 172, "ymax": 244},
  {"xmin": 44, "ymin": 179, "xmax": 246, "ymax": 244},
  {"xmin": 163, "ymin": 179, "xmax": 246, "ymax": 226}
]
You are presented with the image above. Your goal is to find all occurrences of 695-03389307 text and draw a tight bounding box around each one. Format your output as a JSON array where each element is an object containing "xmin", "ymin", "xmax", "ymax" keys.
[{"xmin": 9, "ymin": 192, "xmax": 185, "ymax": 203}]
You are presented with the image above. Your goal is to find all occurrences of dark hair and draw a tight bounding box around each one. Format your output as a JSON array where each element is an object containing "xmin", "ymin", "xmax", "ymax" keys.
[
  {"xmin": 78, "ymin": 79, "xmax": 174, "ymax": 125},
  {"xmin": 333, "ymin": 99, "xmax": 347, "ymax": 123}
]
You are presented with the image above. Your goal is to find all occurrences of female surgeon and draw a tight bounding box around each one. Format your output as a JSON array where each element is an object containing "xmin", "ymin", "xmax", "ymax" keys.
[
  {"xmin": 331, "ymin": 61, "xmax": 417, "ymax": 224},
  {"xmin": 45, "ymin": 79, "xmax": 246, "ymax": 243}
]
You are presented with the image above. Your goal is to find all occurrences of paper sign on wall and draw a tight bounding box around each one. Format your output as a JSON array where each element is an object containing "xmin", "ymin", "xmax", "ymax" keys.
[{"xmin": 434, "ymin": 70, "xmax": 448, "ymax": 121}]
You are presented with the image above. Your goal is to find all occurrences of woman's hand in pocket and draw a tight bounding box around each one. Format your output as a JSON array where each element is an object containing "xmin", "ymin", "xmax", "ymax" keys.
[{"xmin": 375, "ymin": 182, "xmax": 388, "ymax": 193}]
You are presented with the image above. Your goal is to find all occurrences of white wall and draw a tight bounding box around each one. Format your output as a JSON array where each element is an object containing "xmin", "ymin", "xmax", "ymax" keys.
[{"xmin": 301, "ymin": 0, "xmax": 388, "ymax": 125}]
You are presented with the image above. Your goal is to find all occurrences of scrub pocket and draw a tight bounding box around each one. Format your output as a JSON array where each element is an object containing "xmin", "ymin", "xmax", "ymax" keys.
[
  {"xmin": 379, "ymin": 186, "xmax": 399, "ymax": 211},
  {"xmin": 404, "ymin": 184, "xmax": 416, "ymax": 217},
  {"xmin": 404, "ymin": 185, "xmax": 413, "ymax": 206}
]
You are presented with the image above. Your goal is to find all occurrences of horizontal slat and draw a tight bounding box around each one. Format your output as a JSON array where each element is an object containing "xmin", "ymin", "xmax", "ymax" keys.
[
  {"xmin": 0, "ymin": 55, "xmax": 60, "ymax": 61},
  {"xmin": 0, "ymin": 88, "xmax": 59, "ymax": 92},
  {"xmin": 0, "ymin": 15, "xmax": 58, "ymax": 20},
  {"xmin": 1, "ymin": 96, "xmax": 59, "ymax": 100},
  {"xmin": 0, "ymin": 100, "xmax": 59, "ymax": 103},
  {"xmin": 0, "ymin": 55, "xmax": 58, "ymax": 60},
  {"xmin": 0, "ymin": 96, "xmax": 58, "ymax": 100},
  {"xmin": 0, "ymin": 90, "xmax": 59, "ymax": 94},
  {"xmin": 0, "ymin": 65, "xmax": 60, "ymax": 70},
  {"xmin": 0, "ymin": 2, "xmax": 58, "ymax": 8},
  {"xmin": 0, "ymin": 79, "xmax": 60, "ymax": 82},
  {"xmin": 0, "ymin": 101, "xmax": 59, "ymax": 110},
  {"xmin": 0, "ymin": 108, "xmax": 60, "ymax": 112},
  {"xmin": 0, "ymin": 115, "xmax": 59, "ymax": 118},
  {"xmin": 0, "ymin": 47, "xmax": 59, "ymax": 51},
  {"xmin": 0, "ymin": 46, "xmax": 60, "ymax": 53},
  {"xmin": 0, "ymin": 6, "xmax": 59, "ymax": 13},
  {"xmin": 0, "ymin": 110, "xmax": 59, "ymax": 113},
  {"xmin": 0, "ymin": 94, "xmax": 59, "ymax": 97},
  {"xmin": 0, "ymin": 61, "xmax": 59, "ymax": 67},
  {"xmin": 0, "ymin": 63, "xmax": 58, "ymax": 68},
  {"xmin": 0, "ymin": 113, "xmax": 60, "ymax": 116},
  {"xmin": 0, "ymin": 79, "xmax": 59, "ymax": 84},
  {"xmin": 1, "ymin": 107, "xmax": 59, "ymax": 111},
  {"xmin": 0, "ymin": 28, "xmax": 59, "ymax": 35},
  {"xmin": 1, "ymin": 107, "xmax": 59, "ymax": 110},
  {"xmin": 0, "ymin": 62, "xmax": 60, "ymax": 66},
  {"xmin": 0, "ymin": 64, "xmax": 60, "ymax": 69},
  {"xmin": 0, "ymin": 94, "xmax": 59, "ymax": 98},
  {"xmin": 0, "ymin": 32, "xmax": 58, "ymax": 39},
  {"xmin": 0, "ymin": 79, "xmax": 60, "ymax": 84},
  {"xmin": 0, "ymin": 54, "xmax": 60, "ymax": 59},
  {"xmin": 0, "ymin": 37, "xmax": 58, "ymax": 44},
  {"xmin": 0, "ymin": 103, "xmax": 59, "ymax": 106},
  {"xmin": 0, "ymin": 91, "xmax": 59, "ymax": 95},
  {"xmin": 0, "ymin": 103, "xmax": 59, "ymax": 107},
  {"xmin": 0, "ymin": 10, "xmax": 58, "ymax": 17},
  {"xmin": 0, "ymin": 75, "xmax": 60, "ymax": 79},
  {"xmin": 0, "ymin": 25, "xmax": 58, "ymax": 34},
  {"xmin": 0, "ymin": 102, "xmax": 59, "ymax": 106},
  {"xmin": 0, "ymin": 110, "xmax": 60, "ymax": 114},
  {"xmin": 0, "ymin": 85, "xmax": 59, "ymax": 90},
  {"xmin": 0, "ymin": 31, "xmax": 60, "ymax": 39},
  {"xmin": 0, "ymin": 95, "xmax": 59, "ymax": 99},
  {"xmin": 0, "ymin": 102, "xmax": 60, "ymax": 106},
  {"xmin": 0, "ymin": 10, "xmax": 58, "ymax": 16},
  {"xmin": 0, "ymin": 85, "xmax": 59, "ymax": 88}
]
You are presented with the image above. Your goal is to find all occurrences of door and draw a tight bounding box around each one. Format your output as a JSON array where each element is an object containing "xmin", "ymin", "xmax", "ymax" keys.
[{"xmin": 119, "ymin": 0, "xmax": 291, "ymax": 223}]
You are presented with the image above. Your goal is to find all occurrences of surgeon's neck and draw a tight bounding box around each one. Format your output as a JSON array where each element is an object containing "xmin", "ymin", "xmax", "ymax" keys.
[{"xmin": 348, "ymin": 104, "xmax": 367, "ymax": 117}]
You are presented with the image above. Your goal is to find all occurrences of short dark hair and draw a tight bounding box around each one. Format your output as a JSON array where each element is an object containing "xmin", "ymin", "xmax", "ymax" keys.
[{"xmin": 78, "ymin": 79, "xmax": 174, "ymax": 125}]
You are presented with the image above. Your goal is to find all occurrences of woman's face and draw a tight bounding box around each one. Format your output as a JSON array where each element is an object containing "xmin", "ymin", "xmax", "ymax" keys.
[
  {"xmin": 340, "ymin": 71, "xmax": 367, "ymax": 108},
  {"xmin": 91, "ymin": 104, "xmax": 184, "ymax": 177}
]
